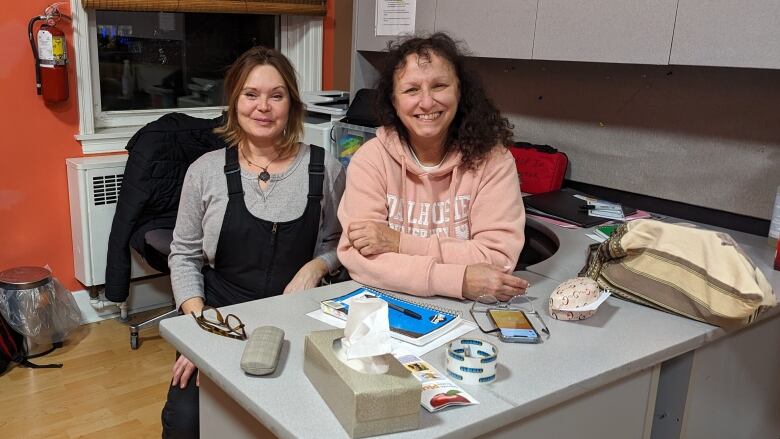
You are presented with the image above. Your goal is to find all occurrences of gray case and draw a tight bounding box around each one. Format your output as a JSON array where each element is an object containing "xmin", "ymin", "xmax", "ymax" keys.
[{"xmin": 240, "ymin": 326, "xmax": 285, "ymax": 376}]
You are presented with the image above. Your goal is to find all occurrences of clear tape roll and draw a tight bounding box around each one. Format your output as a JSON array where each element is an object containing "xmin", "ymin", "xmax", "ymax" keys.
[{"xmin": 445, "ymin": 338, "xmax": 498, "ymax": 385}]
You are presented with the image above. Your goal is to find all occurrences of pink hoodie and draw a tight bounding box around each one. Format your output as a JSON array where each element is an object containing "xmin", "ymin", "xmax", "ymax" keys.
[{"xmin": 337, "ymin": 128, "xmax": 526, "ymax": 299}]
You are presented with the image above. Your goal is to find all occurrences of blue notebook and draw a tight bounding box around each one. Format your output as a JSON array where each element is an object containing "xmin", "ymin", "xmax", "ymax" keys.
[{"xmin": 320, "ymin": 287, "xmax": 461, "ymax": 346}]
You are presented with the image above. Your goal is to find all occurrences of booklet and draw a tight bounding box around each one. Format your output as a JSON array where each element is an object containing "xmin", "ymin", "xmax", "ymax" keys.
[
  {"xmin": 395, "ymin": 353, "xmax": 479, "ymax": 412},
  {"xmin": 320, "ymin": 287, "xmax": 462, "ymax": 346}
]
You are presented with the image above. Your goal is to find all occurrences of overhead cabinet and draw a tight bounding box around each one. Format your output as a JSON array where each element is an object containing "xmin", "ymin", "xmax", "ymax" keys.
[
  {"xmin": 670, "ymin": 0, "xmax": 780, "ymax": 70},
  {"xmin": 533, "ymin": 0, "xmax": 678, "ymax": 64},
  {"xmin": 434, "ymin": 0, "xmax": 537, "ymax": 59},
  {"xmin": 354, "ymin": 0, "xmax": 780, "ymax": 70}
]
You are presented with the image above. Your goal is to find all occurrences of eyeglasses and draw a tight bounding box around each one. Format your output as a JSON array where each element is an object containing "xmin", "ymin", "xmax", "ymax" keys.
[
  {"xmin": 192, "ymin": 306, "xmax": 247, "ymax": 341},
  {"xmin": 469, "ymin": 294, "xmax": 550, "ymax": 337}
]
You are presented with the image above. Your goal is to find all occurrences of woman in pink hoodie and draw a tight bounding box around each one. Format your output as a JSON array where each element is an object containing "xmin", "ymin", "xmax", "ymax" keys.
[{"xmin": 338, "ymin": 33, "xmax": 529, "ymax": 301}]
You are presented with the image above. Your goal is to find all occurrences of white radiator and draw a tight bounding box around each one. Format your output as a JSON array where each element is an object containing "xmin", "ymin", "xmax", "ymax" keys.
[{"xmin": 66, "ymin": 155, "xmax": 160, "ymax": 290}]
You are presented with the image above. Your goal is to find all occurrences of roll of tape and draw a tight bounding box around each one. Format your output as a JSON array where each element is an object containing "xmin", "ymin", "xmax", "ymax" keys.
[{"xmin": 445, "ymin": 338, "xmax": 498, "ymax": 385}]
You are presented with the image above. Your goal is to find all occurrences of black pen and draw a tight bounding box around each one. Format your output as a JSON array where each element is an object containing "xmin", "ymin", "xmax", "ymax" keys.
[
  {"xmin": 579, "ymin": 205, "xmax": 596, "ymax": 210},
  {"xmin": 365, "ymin": 294, "xmax": 422, "ymax": 320}
]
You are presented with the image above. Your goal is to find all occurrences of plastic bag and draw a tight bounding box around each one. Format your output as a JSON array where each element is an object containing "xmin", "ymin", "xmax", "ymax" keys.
[{"xmin": 0, "ymin": 276, "xmax": 81, "ymax": 344}]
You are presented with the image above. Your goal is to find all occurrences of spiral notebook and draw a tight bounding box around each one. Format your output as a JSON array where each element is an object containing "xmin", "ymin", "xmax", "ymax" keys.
[{"xmin": 320, "ymin": 287, "xmax": 462, "ymax": 346}]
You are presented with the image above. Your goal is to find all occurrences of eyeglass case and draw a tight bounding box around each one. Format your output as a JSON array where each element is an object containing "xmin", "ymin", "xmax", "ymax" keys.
[
  {"xmin": 549, "ymin": 277, "xmax": 601, "ymax": 321},
  {"xmin": 240, "ymin": 326, "xmax": 285, "ymax": 376}
]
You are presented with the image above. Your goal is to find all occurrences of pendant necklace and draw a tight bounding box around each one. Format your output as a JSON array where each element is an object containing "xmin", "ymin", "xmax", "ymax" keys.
[{"xmin": 240, "ymin": 147, "xmax": 279, "ymax": 182}]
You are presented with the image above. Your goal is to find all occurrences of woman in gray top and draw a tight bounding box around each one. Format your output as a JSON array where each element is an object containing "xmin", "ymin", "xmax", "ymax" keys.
[{"xmin": 162, "ymin": 46, "xmax": 345, "ymax": 438}]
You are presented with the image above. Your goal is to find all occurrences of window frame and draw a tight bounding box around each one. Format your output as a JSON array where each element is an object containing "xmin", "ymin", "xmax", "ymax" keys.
[{"xmin": 70, "ymin": 0, "xmax": 323, "ymax": 154}]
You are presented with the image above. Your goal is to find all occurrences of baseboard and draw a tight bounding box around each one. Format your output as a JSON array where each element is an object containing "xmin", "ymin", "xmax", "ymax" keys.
[{"xmin": 73, "ymin": 275, "xmax": 174, "ymax": 324}]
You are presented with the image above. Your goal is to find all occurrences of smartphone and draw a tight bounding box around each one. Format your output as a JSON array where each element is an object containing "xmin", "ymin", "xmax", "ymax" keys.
[{"xmin": 488, "ymin": 309, "xmax": 541, "ymax": 343}]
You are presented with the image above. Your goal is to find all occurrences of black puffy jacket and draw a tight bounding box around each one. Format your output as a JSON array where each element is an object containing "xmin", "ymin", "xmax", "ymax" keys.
[{"xmin": 104, "ymin": 113, "xmax": 226, "ymax": 302}]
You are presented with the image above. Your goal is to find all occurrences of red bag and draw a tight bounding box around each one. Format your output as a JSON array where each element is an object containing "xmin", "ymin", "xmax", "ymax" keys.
[{"xmin": 509, "ymin": 142, "xmax": 568, "ymax": 194}]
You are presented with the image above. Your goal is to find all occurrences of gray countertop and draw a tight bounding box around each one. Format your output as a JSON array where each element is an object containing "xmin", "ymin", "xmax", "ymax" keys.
[{"xmin": 160, "ymin": 218, "xmax": 780, "ymax": 439}]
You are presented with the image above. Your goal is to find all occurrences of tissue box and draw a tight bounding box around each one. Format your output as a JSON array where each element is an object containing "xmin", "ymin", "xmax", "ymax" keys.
[{"xmin": 303, "ymin": 329, "xmax": 421, "ymax": 438}]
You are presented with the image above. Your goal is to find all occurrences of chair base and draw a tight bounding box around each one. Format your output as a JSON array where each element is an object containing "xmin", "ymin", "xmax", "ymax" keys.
[{"xmin": 129, "ymin": 308, "xmax": 178, "ymax": 350}]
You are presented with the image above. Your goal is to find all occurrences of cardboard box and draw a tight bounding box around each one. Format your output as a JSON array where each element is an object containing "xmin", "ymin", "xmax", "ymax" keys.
[{"xmin": 303, "ymin": 329, "xmax": 421, "ymax": 438}]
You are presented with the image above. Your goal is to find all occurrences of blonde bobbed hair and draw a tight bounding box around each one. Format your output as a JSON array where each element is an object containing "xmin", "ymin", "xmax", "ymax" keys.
[{"xmin": 214, "ymin": 46, "xmax": 303, "ymax": 157}]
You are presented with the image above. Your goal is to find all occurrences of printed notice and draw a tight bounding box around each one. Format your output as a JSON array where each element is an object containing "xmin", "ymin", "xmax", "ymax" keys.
[{"xmin": 376, "ymin": 0, "xmax": 416, "ymax": 36}]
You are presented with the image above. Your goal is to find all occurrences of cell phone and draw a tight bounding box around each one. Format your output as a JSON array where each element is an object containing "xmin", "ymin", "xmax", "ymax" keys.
[{"xmin": 488, "ymin": 309, "xmax": 541, "ymax": 344}]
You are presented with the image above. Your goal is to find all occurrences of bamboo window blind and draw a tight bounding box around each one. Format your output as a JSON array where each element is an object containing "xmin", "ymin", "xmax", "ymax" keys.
[{"xmin": 80, "ymin": 0, "xmax": 327, "ymax": 15}]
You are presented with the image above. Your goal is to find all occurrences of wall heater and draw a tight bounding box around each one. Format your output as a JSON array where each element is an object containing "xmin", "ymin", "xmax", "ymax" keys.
[{"xmin": 66, "ymin": 155, "xmax": 172, "ymax": 318}]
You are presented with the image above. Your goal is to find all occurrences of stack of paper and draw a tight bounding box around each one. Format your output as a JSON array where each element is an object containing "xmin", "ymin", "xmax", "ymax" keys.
[{"xmin": 573, "ymin": 194, "xmax": 626, "ymax": 221}]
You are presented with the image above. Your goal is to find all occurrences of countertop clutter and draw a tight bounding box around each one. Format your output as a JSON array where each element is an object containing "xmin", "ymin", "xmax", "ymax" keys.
[{"xmin": 160, "ymin": 217, "xmax": 780, "ymax": 439}]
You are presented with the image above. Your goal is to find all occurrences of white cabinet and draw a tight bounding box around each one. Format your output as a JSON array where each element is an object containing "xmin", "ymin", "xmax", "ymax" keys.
[
  {"xmin": 670, "ymin": 0, "xmax": 780, "ymax": 69},
  {"xmin": 434, "ymin": 0, "xmax": 537, "ymax": 59},
  {"xmin": 533, "ymin": 0, "xmax": 678, "ymax": 65},
  {"xmin": 352, "ymin": 0, "xmax": 780, "ymax": 70},
  {"xmin": 354, "ymin": 0, "xmax": 436, "ymax": 52}
]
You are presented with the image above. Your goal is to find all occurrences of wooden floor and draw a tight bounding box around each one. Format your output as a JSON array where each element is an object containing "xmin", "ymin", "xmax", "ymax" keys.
[{"xmin": 0, "ymin": 314, "xmax": 175, "ymax": 439}]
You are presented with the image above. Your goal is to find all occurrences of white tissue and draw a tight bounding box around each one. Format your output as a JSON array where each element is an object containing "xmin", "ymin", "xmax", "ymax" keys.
[{"xmin": 335, "ymin": 297, "xmax": 392, "ymax": 374}]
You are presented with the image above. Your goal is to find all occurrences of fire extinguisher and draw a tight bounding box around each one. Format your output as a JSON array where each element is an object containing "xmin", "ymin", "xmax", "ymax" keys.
[{"xmin": 29, "ymin": 5, "xmax": 70, "ymax": 103}]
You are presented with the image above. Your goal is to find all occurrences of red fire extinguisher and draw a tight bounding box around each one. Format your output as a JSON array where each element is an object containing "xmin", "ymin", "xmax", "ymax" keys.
[{"xmin": 29, "ymin": 6, "xmax": 70, "ymax": 103}]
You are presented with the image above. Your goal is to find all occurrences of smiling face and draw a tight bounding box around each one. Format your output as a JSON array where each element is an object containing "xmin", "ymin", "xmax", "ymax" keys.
[
  {"xmin": 236, "ymin": 64, "xmax": 290, "ymax": 149},
  {"xmin": 392, "ymin": 52, "xmax": 460, "ymax": 154}
]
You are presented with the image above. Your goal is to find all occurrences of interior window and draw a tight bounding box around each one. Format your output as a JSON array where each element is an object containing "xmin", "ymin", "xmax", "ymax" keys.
[{"xmin": 94, "ymin": 11, "xmax": 277, "ymax": 112}]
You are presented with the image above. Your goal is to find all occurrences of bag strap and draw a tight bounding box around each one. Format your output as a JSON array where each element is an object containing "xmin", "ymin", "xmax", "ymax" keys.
[
  {"xmin": 14, "ymin": 341, "xmax": 63, "ymax": 369},
  {"xmin": 16, "ymin": 357, "xmax": 63, "ymax": 369}
]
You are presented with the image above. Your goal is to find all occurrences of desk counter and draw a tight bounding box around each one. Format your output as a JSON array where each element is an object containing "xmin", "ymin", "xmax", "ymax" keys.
[{"xmin": 160, "ymin": 218, "xmax": 780, "ymax": 439}]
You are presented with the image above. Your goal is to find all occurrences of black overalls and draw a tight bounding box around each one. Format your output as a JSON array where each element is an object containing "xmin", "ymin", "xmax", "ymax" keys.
[
  {"xmin": 161, "ymin": 145, "xmax": 325, "ymax": 439},
  {"xmin": 203, "ymin": 145, "xmax": 325, "ymax": 307}
]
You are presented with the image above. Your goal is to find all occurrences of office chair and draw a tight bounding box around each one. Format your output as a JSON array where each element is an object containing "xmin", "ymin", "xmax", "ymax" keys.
[
  {"xmin": 516, "ymin": 219, "xmax": 559, "ymax": 271},
  {"xmin": 128, "ymin": 229, "xmax": 177, "ymax": 349},
  {"xmin": 105, "ymin": 112, "xmax": 226, "ymax": 349}
]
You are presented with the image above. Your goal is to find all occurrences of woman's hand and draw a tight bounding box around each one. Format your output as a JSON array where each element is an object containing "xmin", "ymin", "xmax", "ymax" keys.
[
  {"xmin": 171, "ymin": 354, "xmax": 199, "ymax": 388},
  {"xmin": 284, "ymin": 258, "xmax": 329, "ymax": 294},
  {"xmin": 170, "ymin": 297, "xmax": 204, "ymax": 388},
  {"xmin": 347, "ymin": 221, "xmax": 400, "ymax": 256},
  {"xmin": 462, "ymin": 263, "xmax": 530, "ymax": 301}
]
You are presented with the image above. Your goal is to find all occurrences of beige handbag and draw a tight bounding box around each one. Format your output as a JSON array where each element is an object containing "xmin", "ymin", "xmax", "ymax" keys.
[{"xmin": 582, "ymin": 219, "xmax": 776, "ymax": 328}]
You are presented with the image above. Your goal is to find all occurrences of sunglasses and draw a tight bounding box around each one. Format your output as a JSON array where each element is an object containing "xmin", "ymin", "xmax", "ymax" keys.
[
  {"xmin": 192, "ymin": 306, "xmax": 247, "ymax": 341},
  {"xmin": 469, "ymin": 294, "xmax": 550, "ymax": 337}
]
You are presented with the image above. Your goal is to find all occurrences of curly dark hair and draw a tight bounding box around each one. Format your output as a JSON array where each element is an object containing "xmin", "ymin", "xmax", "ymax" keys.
[{"xmin": 374, "ymin": 33, "xmax": 513, "ymax": 170}]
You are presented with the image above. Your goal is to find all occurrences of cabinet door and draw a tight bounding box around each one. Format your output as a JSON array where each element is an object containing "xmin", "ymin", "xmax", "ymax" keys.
[
  {"xmin": 434, "ymin": 0, "xmax": 537, "ymax": 59},
  {"xmin": 533, "ymin": 0, "xmax": 678, "ymax": 64},
  {"xmin": 670, "ymin": 1, "xmax": 780, "ymax": 69},
  {"xmin": 354, "ymin": 0, "xmax": 437, "ymax": 52}
]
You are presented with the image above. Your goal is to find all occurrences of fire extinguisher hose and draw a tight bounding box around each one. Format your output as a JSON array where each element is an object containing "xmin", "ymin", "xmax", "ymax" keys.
[{"xmin": 28, "ymin": 16, "xmax": 45, "ymax": 95}]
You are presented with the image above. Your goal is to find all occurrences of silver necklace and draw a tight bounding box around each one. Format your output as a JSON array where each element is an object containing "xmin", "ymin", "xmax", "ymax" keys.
[
  {"xmin": 409, "ymin": 145, "xmax": 447, "ymax": 170},
  {"xmin": 240, "ymin": 147, "xmax": 279, "ymax": 182}
]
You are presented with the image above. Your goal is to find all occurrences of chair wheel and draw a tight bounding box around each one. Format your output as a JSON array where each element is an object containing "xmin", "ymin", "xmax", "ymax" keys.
[{"xmin": 130, "ymin": 332, "xmax": 139, "ymax": 350}]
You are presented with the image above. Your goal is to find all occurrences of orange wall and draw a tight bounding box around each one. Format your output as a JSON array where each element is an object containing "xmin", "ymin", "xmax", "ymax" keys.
[
  {"xmin": 322, "ymin": 0, "xmax": 351, "ymax": 91},
  {"xmin": 0, "ymin": 1, "xmax": 83, "ymax": 291},
  {"xmin": 0, "ymin": 3, "xmax": 340, "ymax": 293},
  {"xmin": 323, "ymin": 0, "xmax": 336, "ymax": 89}
]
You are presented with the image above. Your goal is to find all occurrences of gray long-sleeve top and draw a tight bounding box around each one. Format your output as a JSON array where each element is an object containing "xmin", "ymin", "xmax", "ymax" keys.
[{"xmin": 168, "ymin": 144, "xmax": 346, "ymax": 309}]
